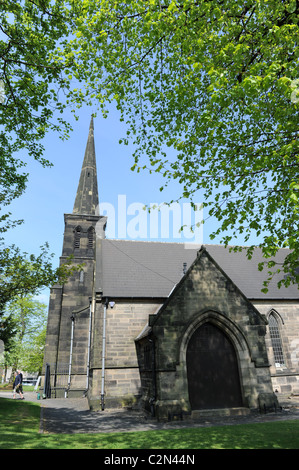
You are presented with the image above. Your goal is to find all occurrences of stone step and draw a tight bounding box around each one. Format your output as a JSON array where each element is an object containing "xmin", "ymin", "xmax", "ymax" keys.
[{"xmin": 191, "ymin": 407, "xmax": 251, "ymax": 419}]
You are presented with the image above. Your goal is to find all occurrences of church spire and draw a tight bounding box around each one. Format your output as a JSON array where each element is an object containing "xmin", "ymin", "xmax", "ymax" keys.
[{"xmin": 73, "ymin": 116, "xmax": 99, "ymax": 215}]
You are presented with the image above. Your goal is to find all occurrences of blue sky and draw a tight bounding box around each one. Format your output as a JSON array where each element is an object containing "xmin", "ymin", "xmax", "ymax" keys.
[
  {"xmin": 3, "ymin": 104, "xmax": 258, "ymax": 306},
  {"xmin": 5, "ymin": 104, "xmax": 209, "ymax": 253}
]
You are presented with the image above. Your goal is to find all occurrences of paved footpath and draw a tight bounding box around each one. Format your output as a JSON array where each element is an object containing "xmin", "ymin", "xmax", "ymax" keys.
[{"xmin": 1, "ymin": 391, "xmax": 299, "ymax": 434}]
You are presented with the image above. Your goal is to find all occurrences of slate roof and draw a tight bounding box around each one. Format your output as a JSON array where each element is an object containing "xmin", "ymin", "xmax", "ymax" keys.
[{"xmin": 98, "ymin": 239, "xmax": 298, "ymax": 300}]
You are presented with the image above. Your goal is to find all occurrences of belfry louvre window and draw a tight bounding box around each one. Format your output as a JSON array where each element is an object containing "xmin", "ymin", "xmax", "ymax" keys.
[
  {"xmin": 74, "ymin": 227, "xmax": 81, "ymax": 249},
  {"xmin": 88, "ymin": 227, "xmax": 94, "ymax": 249},
  {"xmin": 269, "ymin": 313, "xmax": 285, "ymax": 366}
]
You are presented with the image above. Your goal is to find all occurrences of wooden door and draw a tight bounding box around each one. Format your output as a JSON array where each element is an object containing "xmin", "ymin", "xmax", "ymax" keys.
[{"xmin": 187, "ymin": 322, "xmax": 243, "ymax": 409}]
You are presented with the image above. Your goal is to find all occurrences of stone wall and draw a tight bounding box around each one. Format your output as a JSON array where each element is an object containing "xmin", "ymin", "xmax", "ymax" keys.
[
  {"xmin": 43, "ymin": 213, "xmax": 100, "ymax": 394},
  {"xmin": 88, "ymin": 300, "xmax": 162, "ymax": 409},
  {"xmin": 137, "ymin": 249, "xmax": 278, "ymax": 420},
  {"xmin": 253, "ymin": 300, "xmax": 299, "ymax": 396}
]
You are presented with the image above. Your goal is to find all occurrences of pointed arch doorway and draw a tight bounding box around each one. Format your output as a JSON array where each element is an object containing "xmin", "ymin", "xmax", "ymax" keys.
[{"xmin": 186, "ymin": 322, "xmax": 243, "ymax": 410}]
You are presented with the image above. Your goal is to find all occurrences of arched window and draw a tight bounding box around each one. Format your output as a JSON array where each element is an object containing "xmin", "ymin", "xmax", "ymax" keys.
[
  {"xmin": 88, "ymin": 227, "xmax": 95, "ymax": 250},
  {"xmin": 74, "ymin": 226, "xmax": 81, "ymax": 249},
  {"xmin": 268, "ymin": 312, "xmax": 285, "ymax": 366}
]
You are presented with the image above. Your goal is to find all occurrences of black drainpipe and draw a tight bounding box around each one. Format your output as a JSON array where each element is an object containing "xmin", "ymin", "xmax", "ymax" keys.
[
  {"xmin": 100, "ymin": 297, "xmax": 109, "ymax": 411},
  {"xmin": 148, "ymin": 334, "xmax": 156, "ymax": 417}
]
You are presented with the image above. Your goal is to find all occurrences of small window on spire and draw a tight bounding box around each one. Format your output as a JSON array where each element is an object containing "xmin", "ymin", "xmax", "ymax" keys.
[{"xmin": 74, "ymin": 226, "xmax": 81, "ymax": 249}]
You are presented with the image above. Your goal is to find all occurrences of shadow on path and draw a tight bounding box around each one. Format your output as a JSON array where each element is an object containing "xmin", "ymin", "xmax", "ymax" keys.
[{"xmin": 1, "ymin": 391, "xmax": 299, "ymax": 435}]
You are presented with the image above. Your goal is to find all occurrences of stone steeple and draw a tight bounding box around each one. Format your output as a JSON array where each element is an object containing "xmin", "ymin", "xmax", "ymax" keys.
[{"xmin": 73, "ymin": 116, "xmax": 99, "ymax": 215}]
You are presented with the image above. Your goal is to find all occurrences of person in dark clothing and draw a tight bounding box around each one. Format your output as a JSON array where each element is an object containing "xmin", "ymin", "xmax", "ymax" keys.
[
  {"xmin": 12, "ymin": 371, "xmax": 17, "ymax": 397},
  {"xmin": 17, "ymin": 369, "xmax": 23, "ymax": 383},
  {"xmin": 13, "ymin": 370, "xmax": 24, "ymax": 399}
]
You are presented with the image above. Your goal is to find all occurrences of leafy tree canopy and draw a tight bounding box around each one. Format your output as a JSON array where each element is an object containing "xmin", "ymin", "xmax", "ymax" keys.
[
  {"xmin": 0, "ymin": 242, "xmax": 81, "ymax": 312},
  {"xmin": 1, "ymin": 1, "xmax": 298, "ymax": 290},
  {"xmin": 57, "ymin": 0, "xmax": 299, "ymax": 289},
  {"xmin": 0, "ymin": 0, "xmax": 83, "ymax": 229},
  {"xmin": 0, "ymin": 295, "xmax": 47, "ymax": 374},
  {"xmin": 0, "ymin": 1, "xmax": 83, "ymax": 311}
]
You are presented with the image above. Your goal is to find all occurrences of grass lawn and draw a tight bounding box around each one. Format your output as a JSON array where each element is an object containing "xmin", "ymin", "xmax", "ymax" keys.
[{"xmin": 0, "ymin": 397, "xmax": 298, "ymax": 450}]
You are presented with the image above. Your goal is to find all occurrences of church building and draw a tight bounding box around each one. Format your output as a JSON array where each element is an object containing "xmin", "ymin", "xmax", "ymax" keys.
[{"xmin": 43, "ymin": 118, "xmax": 299, "ymax": 420}]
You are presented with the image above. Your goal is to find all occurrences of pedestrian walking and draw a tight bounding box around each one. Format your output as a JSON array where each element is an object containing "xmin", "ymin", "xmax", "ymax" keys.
[{"xmin": 13, "ymin": 370, "xmax": 24, "ymax": 399}]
